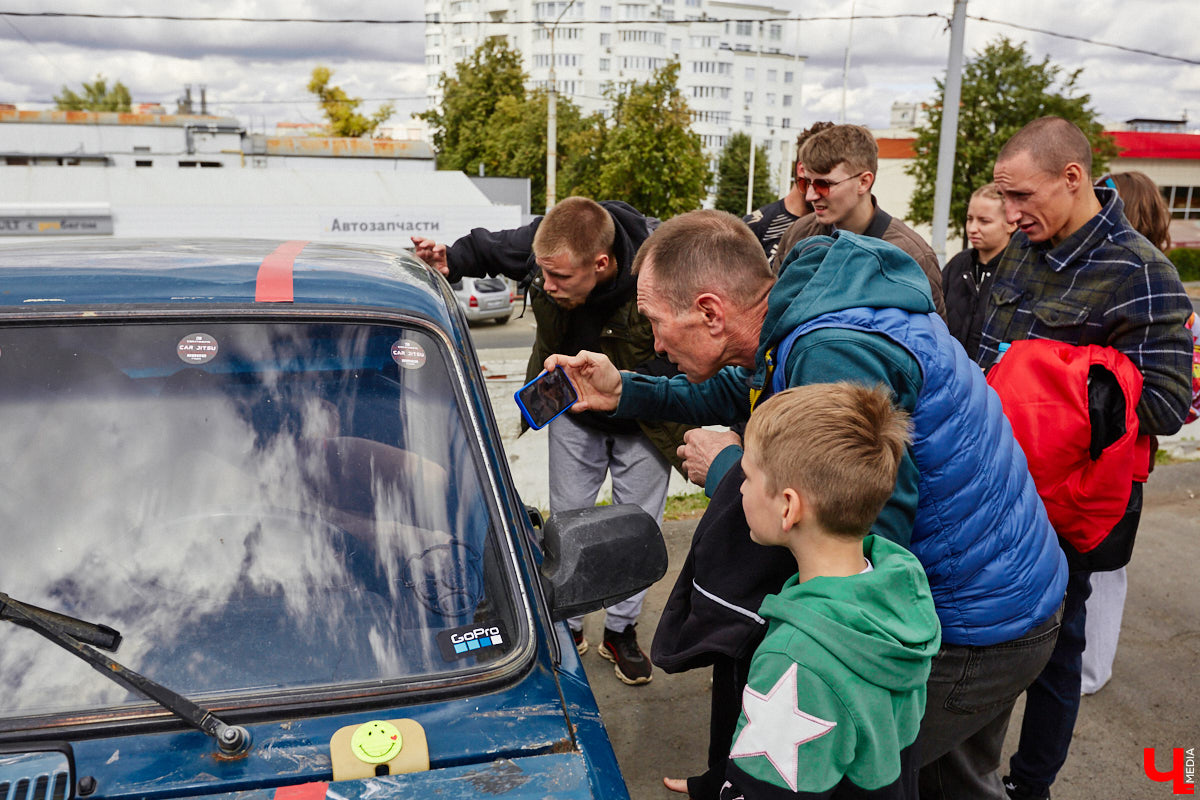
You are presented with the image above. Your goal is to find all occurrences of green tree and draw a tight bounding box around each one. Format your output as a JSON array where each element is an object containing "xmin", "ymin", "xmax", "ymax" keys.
[
  {"xmin": 713, "ymin": 131, "xmax": 773, "ymax": 215},
  {"xmin": 307, "ymin": 65, "xmax": 394, "ymax": 137},
  {"xmin": 418, "ymin": 38, "xmax": 528, "ymax": 173},
  {"xmin": 906, "ymin": 37, "xmax": 1118, "ymax": 240},
  {"xmin": 482, "ymin": 89, "xmax": 594, "ymax": 213},
  {"xmin": 54, "ymin": 75, "xmax": 132, "ymax": 112},
  {"xmin": 593, "ymin": 61, "xmax": 710, "ymax": 219}
]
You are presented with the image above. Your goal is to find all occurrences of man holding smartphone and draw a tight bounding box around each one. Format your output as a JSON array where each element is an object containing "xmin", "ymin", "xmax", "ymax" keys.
[{"xmin": 412, "ymin": 196, "xmax": 690, "ymax": 686}]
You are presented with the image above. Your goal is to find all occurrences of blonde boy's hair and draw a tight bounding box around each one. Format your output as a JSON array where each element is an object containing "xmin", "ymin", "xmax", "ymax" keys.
[
  {"xmin": 744, "ymin": 383, "xmax": 911, "ymax": 538},
  {"xmin": 531, "ymin": 196, "xmax": 615, "ymax": 268}
]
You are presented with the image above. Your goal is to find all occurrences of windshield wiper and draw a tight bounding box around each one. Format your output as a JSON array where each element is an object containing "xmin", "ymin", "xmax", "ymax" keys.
[
  {"xmin": 0, "ymin": 591, "xmax": 250, "ymax": 755},
  {"xmin": 0, "ymin": 593, "xmax": 122, "ymax": 651}
]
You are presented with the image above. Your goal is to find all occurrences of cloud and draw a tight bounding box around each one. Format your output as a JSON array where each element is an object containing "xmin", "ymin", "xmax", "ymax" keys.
[{"xmin": 1, "ymin": 0, "xmax": 1197, "ymax": 131}]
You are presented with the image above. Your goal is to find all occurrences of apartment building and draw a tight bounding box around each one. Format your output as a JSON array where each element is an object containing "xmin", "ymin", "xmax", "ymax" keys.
[{"xmin": 423, "ymin": 0, "xmax": 804, "ymax": 195}]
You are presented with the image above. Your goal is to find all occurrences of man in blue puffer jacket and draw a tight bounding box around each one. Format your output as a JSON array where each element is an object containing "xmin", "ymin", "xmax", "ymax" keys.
[{"xmin": 547, "ymin": 210, "xmax": 1067, "ymax": 800}]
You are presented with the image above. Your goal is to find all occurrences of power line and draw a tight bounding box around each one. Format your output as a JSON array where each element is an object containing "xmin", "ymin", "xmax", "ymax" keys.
[
  {"xmin": 3, "ymin": 8, "xmax": 1195, "ymax": 72},
  {"xmin": 967, "ymin": 14, "xmax": 1200, "ymax": 67},
  {"xmin": 0, "ymin": 10, "xmax": 800, "ymax": 24}
]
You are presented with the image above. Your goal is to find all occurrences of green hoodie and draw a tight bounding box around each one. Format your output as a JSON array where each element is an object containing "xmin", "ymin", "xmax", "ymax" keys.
[
  {"xmin": 726, "ymin": 535, "xmax": 941, "ymax": 796},
  {"xmin": 617, "ymin": 233, "xmax": 936, "ymax": 545}
]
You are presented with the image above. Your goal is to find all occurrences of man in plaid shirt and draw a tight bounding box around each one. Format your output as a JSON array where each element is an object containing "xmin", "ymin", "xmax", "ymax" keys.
[{"xmin": 976, "ymin": 117, "xmax": 1192, "ymax": 800}]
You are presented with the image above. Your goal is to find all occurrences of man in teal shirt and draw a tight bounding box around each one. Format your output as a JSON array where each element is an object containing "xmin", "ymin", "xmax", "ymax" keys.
[{"xmin": 547, "ymin": 209, "xmax": 1066, "ymax": 800}]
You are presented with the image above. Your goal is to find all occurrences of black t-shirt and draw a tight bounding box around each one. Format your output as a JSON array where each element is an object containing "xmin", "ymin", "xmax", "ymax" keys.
[{"xmin": 744, "ymin": 198, "xmax": 801, "ymax": 265}]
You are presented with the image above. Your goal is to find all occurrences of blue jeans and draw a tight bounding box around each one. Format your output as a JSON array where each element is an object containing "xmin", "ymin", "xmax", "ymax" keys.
[
  {"xmin": 918, "ymin": 606, "xmax": 1063, "ymax": 799},
  {"xmin": 1007, "ymin": 570, "xmax": 1093, "ymax": 795}
]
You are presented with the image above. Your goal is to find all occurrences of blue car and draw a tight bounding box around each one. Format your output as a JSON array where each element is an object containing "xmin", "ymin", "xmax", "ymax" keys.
[{"xmin": 0, "ymin": 239, "xmax": 665, "ymax": 800}]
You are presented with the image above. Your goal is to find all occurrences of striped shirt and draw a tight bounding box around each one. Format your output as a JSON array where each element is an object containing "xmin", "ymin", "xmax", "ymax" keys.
[
  {"xmin": 744, "ymin": 198, "xmax": 801, "ymax": 265},
  {"xmin": 978, "ymin": 186, "xmax": 1193, "ymax": 435}
]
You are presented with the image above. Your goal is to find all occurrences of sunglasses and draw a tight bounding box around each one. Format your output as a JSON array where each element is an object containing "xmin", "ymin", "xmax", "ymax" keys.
[{"xmin": 797, "ymin": 171, "xmax": 867, "ymax": 198}]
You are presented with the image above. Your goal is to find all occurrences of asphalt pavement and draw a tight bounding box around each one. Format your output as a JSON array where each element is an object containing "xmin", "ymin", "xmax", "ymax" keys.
[
  {"xmin": 578, "ymin": 461, "xmax": 1200, "ymax": 800},
  {"xmin": 470, "ymin": 299, "xmax": 1200, "ymax": 798}
]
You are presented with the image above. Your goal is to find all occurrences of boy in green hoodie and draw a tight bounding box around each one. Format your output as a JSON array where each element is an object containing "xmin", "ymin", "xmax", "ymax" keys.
[{"xmin": 695, "ymin": 383, "xmax": 940, "ymax": 799}]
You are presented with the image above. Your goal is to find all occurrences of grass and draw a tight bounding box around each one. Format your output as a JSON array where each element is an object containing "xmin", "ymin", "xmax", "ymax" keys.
[
  {"xmin": 664, "ymin": 491, "xmax": 711, "ymax": 520},
  {"xmin": 1155, "ymin": 448, "xmax": 1182, "ymax": 466},
  {"xmin": 532, "ymin": 491, "xmax": 711, "ymax": 523}
]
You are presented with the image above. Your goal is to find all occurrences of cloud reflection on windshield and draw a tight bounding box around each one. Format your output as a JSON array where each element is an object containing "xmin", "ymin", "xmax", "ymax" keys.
[{"xmin": 0, "ymin": 336, "xmax": 494, "ymax": 719}]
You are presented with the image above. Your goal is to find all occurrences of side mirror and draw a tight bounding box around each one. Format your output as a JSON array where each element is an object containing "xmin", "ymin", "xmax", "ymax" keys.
[{"xmin": 538, "ymin": 504, "xmax": 667, "ymax": 622}]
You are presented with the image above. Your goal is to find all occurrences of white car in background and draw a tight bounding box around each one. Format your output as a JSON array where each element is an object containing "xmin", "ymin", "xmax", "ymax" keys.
[{"xmin": 451, "ymin": 276, "xmax": 513, "ymax": 325}]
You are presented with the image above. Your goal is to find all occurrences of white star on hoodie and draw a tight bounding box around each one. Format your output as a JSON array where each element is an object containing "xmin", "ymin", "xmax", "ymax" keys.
[{"xmin": 729, "ymin": 663, "xmax": 838, "ymax": 791}]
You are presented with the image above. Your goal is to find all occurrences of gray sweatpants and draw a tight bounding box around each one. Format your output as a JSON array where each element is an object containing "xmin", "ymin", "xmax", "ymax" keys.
[{"xmin": 547, "ymin": 411, "xmax": 670, "ymax": 633}]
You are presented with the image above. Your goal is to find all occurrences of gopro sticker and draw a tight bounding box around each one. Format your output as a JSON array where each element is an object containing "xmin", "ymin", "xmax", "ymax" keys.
[{"xmin": 436, "ymin": 622, "xmax": 508, "ymax": 662}]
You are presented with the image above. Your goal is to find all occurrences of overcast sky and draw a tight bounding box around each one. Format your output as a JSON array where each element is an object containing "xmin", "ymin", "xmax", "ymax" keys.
[{"xmin": 1, "ymin": 1, "xmax": 1197, "ymax": 134}]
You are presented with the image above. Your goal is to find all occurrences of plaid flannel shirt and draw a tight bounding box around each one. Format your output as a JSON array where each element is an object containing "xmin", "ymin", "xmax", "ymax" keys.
[{"xmin": 978, "ymin": 186, "xmax": 1193, "ymax": 435}]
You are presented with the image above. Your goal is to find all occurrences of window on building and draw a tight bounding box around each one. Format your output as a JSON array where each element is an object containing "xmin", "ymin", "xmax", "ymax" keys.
[
  {"xmin": 178, "ymin": 161, "xmax": 222, "ymax": 168},
  {"xmin": 744, "ymin": 91, "xmax": 753, "ymax": 104},
  {"xmin": 736, "ymin": 21, "xmax": 753, "ymax": 36},
  {"xmin": 745, "ymin": 67, "xmax": 755, "ymax": 80},
  {"xmin": 600, "ymin": 32, "xmax": 611, "ymax": 46},
  {"xmin": 425, "ymin": 12, "xmax": 441, "ymax": 22},
  {"xmin": 1164, "ymin": 186, "xmax": 1200, "ymax": 219},
  {"xmin": 600, "ymin": 58, "xmax": 610, "ymax": 71},
  {"xmin": 767, "ymin": 69, "xmax": 777, "ymax": 82},
  {"xmin": 671, "ymin": 38, "xmax": 682, "ymax": 51},
  {"xmin": 782, "ymin": 94, "xmax": 792, "ymax": 107},
  {"xmin": 766, "ymin": 93, "xmax": 776, "ymax": 106},
  {"xmin": 782, "ymin": 117, "xmax": 791, "ymax": 129},
  {"xmin": 770, "ymin": 24, "xmax": 783, "ymax": 40},
  {"xmin": 744, "ymin": 114, "xmax": 752, "ymax": 125},
  {"xmin": 765, "ymin": 116, "xmax": 774, "ymax": 127},
  {"xmin": 135, "ymin": 160, "xmax": 153, "ymax": 167},
  {"xmin": 600, "ymin": 5, "xmax": 612, "ymax": 18},
  {"xmin": 784, "ymin": 71, "xmax": 794, "ymax": 83}
]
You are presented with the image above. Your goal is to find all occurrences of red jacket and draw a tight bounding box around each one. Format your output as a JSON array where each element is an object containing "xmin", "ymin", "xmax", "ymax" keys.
[{"xmin": 986, "ymin": 340, "xmax": 1148, "ymax": 555}]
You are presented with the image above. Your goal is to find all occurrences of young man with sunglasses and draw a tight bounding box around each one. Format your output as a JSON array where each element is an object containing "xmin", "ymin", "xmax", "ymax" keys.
[
  {"xmin": 772, "ymin": 124, "xmax": 946, "ymax": 319},
  {"xmin": 744, "ymin": 121, "xmax": 834, "ymax": 264}
]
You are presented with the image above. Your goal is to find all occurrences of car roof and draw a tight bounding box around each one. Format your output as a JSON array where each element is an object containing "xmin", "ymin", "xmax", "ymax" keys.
[{"xmin": 0, "ymin": 238, "xmax": 454, "ymax": 327}]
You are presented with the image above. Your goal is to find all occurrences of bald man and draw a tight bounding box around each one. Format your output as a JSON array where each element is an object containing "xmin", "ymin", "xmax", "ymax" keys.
[{"xmin": 976, "ymin": 117, "xmax": 1192, "ymax": 800}]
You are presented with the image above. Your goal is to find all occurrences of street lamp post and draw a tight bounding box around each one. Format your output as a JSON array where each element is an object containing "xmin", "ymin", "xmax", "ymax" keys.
[
  {"xmin": 545, "ymin": 0, "xmax": 578, "ymax": 213},
  {"xmin": 930, "ymin": 0, "xmax": 968, "ymax": 266}
]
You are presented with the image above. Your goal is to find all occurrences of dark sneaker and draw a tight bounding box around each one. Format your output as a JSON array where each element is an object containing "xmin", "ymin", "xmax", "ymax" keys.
[
  {"xmin": 600, "ymin": 624, "xmax": 652, "ymax": 685},
  {"xmin": 1003, "ymin": 775, "xmax": 1050, "ymax": 800},
  {"xmin": 571, "ymin": 627, "xmax": 588, "ymax": 656}
]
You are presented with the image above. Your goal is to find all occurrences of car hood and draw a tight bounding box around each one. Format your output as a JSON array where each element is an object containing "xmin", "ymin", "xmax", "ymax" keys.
[{"xmin": 205, "ymin": 754, "xmax": 594, "ymax": 800}]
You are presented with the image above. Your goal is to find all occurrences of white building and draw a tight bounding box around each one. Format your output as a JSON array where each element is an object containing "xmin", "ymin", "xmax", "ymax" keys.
[
  {"xmin": 423, "ymin": 0, "xmax": 804, "ymax": 198},
  {"xmin": 0, "ymin": 110, "xmax": 516, "ymax": 247}
]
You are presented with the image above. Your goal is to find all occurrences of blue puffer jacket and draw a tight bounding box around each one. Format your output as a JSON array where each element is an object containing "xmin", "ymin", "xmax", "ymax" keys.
[{"xmin": 773, "ymin": 305, "xmax": 1067, "ymax": 646}]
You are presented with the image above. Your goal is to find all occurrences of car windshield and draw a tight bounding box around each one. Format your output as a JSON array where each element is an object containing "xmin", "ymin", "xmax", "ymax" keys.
[{"xmin": 0, "ymin": 320, "xmax": 520, "ymax": 722}]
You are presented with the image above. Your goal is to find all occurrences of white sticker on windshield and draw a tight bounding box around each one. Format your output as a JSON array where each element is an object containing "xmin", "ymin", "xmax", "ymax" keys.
[
  {"xmin": 177, "ymin": 333, "xmax": 219, "ymax": 364},
  {"xmin": 391, "ymin": 339, "xmax": 426, "ymax": 370}
]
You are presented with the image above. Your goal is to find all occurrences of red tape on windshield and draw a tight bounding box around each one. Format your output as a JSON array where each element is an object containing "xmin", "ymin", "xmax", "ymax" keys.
[
  {"xmin": 273, "ymin": 782, "xmax": 327, "ymax": 800},
  {"xmin": 255, "ymin": 240, "xmax": 308, "ymax": 302}
]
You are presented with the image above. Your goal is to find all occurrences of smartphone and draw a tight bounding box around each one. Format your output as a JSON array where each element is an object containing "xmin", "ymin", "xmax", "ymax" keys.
[{"xmin": 514, "ymin": 368, "xmax": 578, "ymax": 430}]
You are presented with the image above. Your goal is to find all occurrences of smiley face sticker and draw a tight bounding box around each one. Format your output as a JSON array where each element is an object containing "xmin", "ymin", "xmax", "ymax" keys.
[{"xmin": 350, "ymin": 720, "xmax": 403, "ymax": 764}]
